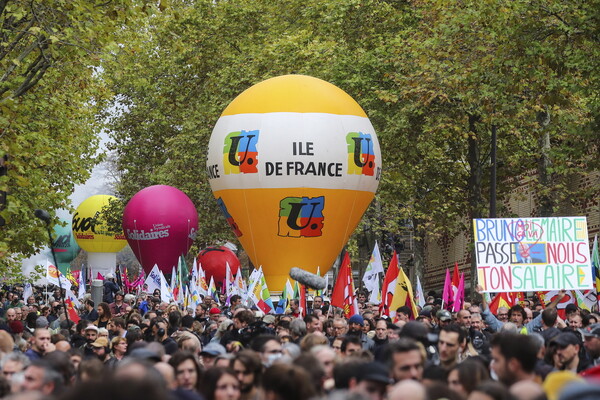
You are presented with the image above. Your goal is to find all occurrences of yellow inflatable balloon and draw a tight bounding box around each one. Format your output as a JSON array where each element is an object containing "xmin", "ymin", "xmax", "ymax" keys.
[
  {"xmin": 206, "ymin": 75, "xmax": 381, "ymax": 290},
  {"xmin": 72, "ymin": 195, "xmax": 127, "ymax": 253}
]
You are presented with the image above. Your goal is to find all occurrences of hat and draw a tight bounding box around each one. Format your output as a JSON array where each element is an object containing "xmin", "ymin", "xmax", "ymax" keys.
[
  {"xmin": 106, "ymin": 273, "xmax": 114, "ymax": 279},
  {"xmin": 550, "ymin": 332, "xmax": 580, "ymax": 348},
  {"xmin": 540, "ymin": 327, "xmax": 561, "ymax": 344},
  {"xmin": 580, "ymin": 323, "xmax": 600, "ymax": 338},
  {"xmin": 564, "ymin": 304, "xmax": 578, "ymax": 313},
  {"xmin": 91, "ymin": 337, "xmax": 109, "ymax": 348},
  {"xmin": 418, "ymin": 309, "xmax": 431, "ymax": 318},
  {"xmin": 348, "ymin": 314, "xmax": 364, "ymax": 326},
  {"xmin": 542, "ymin": 371, "xmax": 584, "ymax": 400},
  {"xmin": 35, "ymin": 316, "xmax": 49, "ymax": 328},
  {"xmin": 357, "ymin": 362, "xmax": 392, "ymax": 384},
  {"xmin": 85, "ymin": 325, "xmax": 99, "ymax": 332},
  {"xmin": 201, "ymin": 342, "xmax": 226, "ymax": 356},
  {"xmin": 8, "ymin": 321, "xmax": 24, "ymax": 334},
  {"xmin": 130, "ymin": 348, "xmax": 161, "ymax": 362},
  {"xmin": 263, "ymin": 315, "xmax": 276, "ymax": 325},
  {"xmin": 437, "ymin": 310, "xmax": 452, "ymax": 322},
  {"xmin": 209, "ymin": 307, "xmax": 221, "ymax": 315}
]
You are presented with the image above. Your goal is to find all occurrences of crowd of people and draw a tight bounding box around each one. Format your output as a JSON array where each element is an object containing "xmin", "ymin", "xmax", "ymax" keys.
[{"xmin": 0, "ymin": 277, "xmax": 598, "ymax": 400}]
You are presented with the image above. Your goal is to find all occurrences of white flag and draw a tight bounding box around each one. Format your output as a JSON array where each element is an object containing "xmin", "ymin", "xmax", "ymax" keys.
[
  {"xmin": 78, "ymin": 268, "xmax": 86, "ymax": 300},
  {"xmin": 144, "ymin": 265, "xmax": 161, "ymax": 294},
  {"xmin": 46, "ymin": 260, "xmax": 72, "ymax": 290},
  {"xmin": 363, "ymin": 242, "xmax": 384, "ymax": 303},
  {"xmin": 23, "ymin": 283, "xmax": 33, "ymax": 303},
  {"xmin": 160, "ymin": 271, "xmax": 173, "ymax": 303},
  {"xmin": 415, "ymin": 276, "xmax": 426, "ymax": 308}
]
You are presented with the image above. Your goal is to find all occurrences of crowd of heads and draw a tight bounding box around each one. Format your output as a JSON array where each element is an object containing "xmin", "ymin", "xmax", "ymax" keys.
[{"xmin": 0, "ymin": 282, "xmax": 598, "ymax": 400}]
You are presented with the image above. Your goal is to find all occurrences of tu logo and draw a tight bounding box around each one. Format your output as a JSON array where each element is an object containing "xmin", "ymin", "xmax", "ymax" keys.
[
  {"xmin": 278, "ymin": 196, "xmax": 325, "ymax": 238},
  {"xmin": 223, "ymin": 130, "xmax": 259, "ymax": 174}
]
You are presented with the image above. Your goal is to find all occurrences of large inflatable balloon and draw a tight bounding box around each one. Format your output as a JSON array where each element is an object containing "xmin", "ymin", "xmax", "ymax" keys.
[
  {"xmin": 122, "ymin": 185, "xmax": 198, "ymax": 274},
  {"xmin": 50, "ymin": 218, "xmax": 80, "ymax": 274},
  {"xmin": 206, "ymin": 75, "xmax": 381, "ymax": 289},
  {"xmin": 72, "ymin": 195, "xmax": 127, "ymax": 275},
  {"xmin": 197, "ymin": 246, "xmax": 240, "ymax": 284}
]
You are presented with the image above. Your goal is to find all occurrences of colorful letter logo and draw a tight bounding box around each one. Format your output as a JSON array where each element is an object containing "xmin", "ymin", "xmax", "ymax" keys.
[
  {"xmin": 278, "ymin": 196, "xmax": 325, "ymax": 238},
  {"xmin": 217, "ymin": 197, "xmax": 243, "ymax": 237},
  {"xmin": 346, "ymin": 132, "xmax": 375, "ymax": 176},
  {"xmin": 223, "ymin": 130, "xmax": 259, "ymax": 174}
]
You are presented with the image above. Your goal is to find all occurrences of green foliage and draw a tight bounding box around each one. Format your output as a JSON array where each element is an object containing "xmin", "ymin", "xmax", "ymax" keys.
[
  {"xmin": 0, "ymin": 1, "xmax": 154, "ymax": 276},
  {"xmin": 100, "ymin": 0, "xmax": 599, "ymax": 275}
]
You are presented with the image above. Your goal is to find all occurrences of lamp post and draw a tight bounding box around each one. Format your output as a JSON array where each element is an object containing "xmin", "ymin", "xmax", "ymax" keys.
[{"xmin": 34, "ymin": 209, "xmax": 70, "ymax": 327}]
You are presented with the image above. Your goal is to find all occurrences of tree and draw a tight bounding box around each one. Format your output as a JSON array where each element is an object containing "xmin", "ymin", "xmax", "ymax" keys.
[{"xmin": 0, "ymin": 1, "xmax": 153, "ymax": 278}]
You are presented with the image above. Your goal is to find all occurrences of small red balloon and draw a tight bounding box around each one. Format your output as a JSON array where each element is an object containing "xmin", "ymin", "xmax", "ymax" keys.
[{"xmin": 197, "ymin": 246, "xmax": 240, "ymax": 284}]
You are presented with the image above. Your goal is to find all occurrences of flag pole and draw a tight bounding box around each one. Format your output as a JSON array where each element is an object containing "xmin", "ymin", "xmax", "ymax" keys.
[{"xmin": 34, "ymin": 209, "xmax": 70, "ymax": 327}]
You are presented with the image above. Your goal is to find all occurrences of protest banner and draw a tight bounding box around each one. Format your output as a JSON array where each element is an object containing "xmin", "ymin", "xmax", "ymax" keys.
[{"xmin": 473, "ymin": 217, "xmax": 594, "ymax": 292}]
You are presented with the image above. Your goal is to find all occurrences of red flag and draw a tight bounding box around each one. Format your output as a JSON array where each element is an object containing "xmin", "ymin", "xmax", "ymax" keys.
[
  {"xmin": 65, "ymin": 297, "xmax": 80, "ymax": 323},
  {"xmin": 488, "ymin": 292, "xmax": 516, "ymax": 315},
  {"xmin": 379, "ymin": 251, "xmax": 400, "ymax": 316},
  {"xmin": 452, "ymin": 273, "xmax": 465, "ymax": 312},
  {"xmin": 331, "ymin": 253, "xmax": 358, "ymax": 318}
]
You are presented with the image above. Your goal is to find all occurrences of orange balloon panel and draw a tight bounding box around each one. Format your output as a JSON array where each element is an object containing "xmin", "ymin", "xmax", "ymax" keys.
[{"xmin": 214, "ymin": 188, "xmax": 374, "ymax": 290}]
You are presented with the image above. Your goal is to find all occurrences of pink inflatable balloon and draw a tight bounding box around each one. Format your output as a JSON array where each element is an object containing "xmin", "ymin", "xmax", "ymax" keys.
[{"xmin": 123, "ymin": 185, "xmax": 198, "ymax": 274}]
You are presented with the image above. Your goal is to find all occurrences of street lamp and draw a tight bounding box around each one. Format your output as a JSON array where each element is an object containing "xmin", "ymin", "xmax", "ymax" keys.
[{"xmin": 34, "ymin": 209, "xmax": 70, "ymax": 327}]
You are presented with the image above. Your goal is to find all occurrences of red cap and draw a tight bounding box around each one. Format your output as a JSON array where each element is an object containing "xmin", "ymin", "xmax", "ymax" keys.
[{"xmin": 209, "ymin": 307, "xmax": 221, "ymax": 315}]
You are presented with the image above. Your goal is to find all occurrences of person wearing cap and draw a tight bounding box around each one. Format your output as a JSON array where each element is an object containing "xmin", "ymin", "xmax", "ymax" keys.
[
  {"xmin": 580, "ymin": 323, "xmax": 600, "ymax": 368},
  {"xmin": 90, "ymin": 337, "xmax": 111, "ymax": 363},
  {"xmin": 262, "ymin": 315, "xmax": 276, "ymax": 330},
  {"xmin": 209, "ymin": 307, "xmax": 221, "ymax": 323},
  {"xmin": 550, "ymin": 331, "xmax": 588, "ymax": 372},
  {"xmin": 347, "ymin": 314, "xmax": 375, "ymax": 352},
  {"xmin": 435, "ymin": 309, "xmax": 453, "ymax": 332},
  {"xmin": 201, "ymin": 342, "xmax": 226, "ymax": 368},
  {"xmin": 81, "ymin": 325, "xmax": 100, "ymax": 357},
  {"xmin": 349, "ymin": 361, "xmax": 391, "ymax": 400}
]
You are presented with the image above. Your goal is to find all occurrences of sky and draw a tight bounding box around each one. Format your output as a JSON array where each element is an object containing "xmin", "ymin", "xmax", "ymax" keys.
[{"xmin": 22, "ymin": 131, "xmax": 113, "ymax": 275}]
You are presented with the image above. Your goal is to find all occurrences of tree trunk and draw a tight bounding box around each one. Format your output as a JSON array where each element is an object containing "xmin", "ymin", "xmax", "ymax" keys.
[
  {"xmin": 537, "ymin": 110, "xmax": 553, "ymax": 217},
  {"xmin": 412, "ymin": 218, "xmax": 426, "ymax": 289},
  {"xmin": 467, "ymin": 115, "xmax": 484, "ymax": 299}
]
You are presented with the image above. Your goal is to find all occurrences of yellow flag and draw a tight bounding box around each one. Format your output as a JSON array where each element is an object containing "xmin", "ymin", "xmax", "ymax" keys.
[{"xmin": 389, "ymin": 267, "xmax": 418, "ymax": 319}]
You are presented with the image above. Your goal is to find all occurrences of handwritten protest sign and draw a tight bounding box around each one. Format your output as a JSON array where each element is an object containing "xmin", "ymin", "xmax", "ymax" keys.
[{"xmin": 473, "ymin": 217, "xmax": 594, "ymax": 292}]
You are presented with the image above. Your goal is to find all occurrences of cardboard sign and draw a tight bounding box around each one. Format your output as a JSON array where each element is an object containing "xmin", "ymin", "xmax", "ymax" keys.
[{"xmin": 473, "ymin": 217, "xmax": 594, "ymax": 292}]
